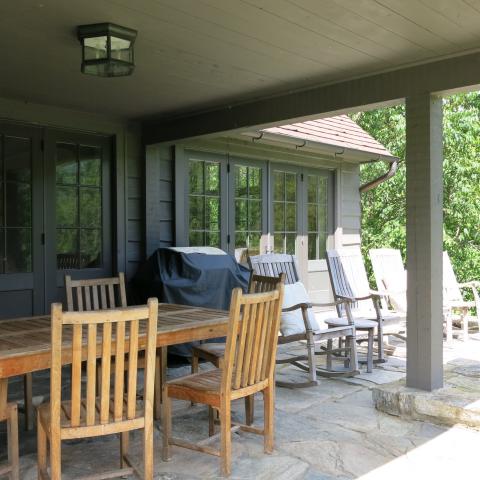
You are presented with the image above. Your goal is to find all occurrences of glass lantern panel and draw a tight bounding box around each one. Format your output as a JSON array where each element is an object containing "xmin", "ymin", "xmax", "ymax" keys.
[
  {"xmin": 84, "ymin": 36, "xmax": 108, "ymax": 60},
  {"xmin": 110, "ymin": 36, "xmax": 132, "ymax": 62}
]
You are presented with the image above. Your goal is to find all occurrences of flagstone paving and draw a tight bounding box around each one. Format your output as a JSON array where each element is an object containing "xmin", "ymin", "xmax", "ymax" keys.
[{"xmin": 2, "ymin": 335, "xmax": 480, "ymax": 479}]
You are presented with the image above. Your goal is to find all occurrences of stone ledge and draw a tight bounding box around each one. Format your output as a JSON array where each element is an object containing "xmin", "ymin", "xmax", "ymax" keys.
[{"xmin": 372, "ymin": 359, "xmax": 480, "ymax": 429}]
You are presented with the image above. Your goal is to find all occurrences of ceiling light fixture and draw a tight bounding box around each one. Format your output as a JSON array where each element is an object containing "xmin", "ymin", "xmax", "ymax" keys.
[{"xmin": 77, "ymin": 23, "xmax": 137, "ymax": 77}]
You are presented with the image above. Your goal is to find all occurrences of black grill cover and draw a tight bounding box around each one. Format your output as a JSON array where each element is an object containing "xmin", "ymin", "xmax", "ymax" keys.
[
  {"xmin": 132, "ymin": 248, "xmax": 250, "ymax": 309},
  {"xmin": 132, "ymin": 248, "xmax": 250, "ymax": 357}
]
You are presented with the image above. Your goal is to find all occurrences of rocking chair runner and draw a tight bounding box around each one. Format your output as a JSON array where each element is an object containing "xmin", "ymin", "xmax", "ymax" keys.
[{"xmin": 249, "ymin": 254, "xmax": 358, "ymax": 385}]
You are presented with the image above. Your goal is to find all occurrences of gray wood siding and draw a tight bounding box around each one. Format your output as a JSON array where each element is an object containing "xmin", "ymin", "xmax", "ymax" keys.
[
  {"xmin": 340, "ymin": 164, "xmax": 361, "ymax": 247},
  {"xmin": 145, "ymin": 145, "xmax": 175, "ymax": 256},
  {"xmin": 126, "ymin": 128, "xmax": 145, "ymax": 279}
]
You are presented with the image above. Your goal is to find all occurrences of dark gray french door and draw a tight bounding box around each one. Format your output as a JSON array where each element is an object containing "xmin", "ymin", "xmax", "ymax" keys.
[{"xmin": 0, "ymin": 122, "xmax": 112, "ymax": 318}]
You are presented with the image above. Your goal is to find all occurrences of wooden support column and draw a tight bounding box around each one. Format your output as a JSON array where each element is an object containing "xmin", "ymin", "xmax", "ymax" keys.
[{"xmin": 405, "ymin": 94, "xmax": 444, "ymax": 391}]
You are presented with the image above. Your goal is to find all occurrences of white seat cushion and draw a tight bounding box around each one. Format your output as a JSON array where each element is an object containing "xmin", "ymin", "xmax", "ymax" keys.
[
  {"xmin": 325, "ymin": 317, "xmax": 377, "ymax": 329},
  {"xmin": 281, "ymin": 282, "xmax": 320, "ymax": 336}
]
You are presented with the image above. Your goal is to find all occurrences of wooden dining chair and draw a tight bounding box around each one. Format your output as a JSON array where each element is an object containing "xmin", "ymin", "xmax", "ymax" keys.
[
  {"xmin": 190, "ymin": 273, "xmax": 285, "ymax": 424},
  {"xmin": 37, "ymin": 299, "xmax": 158, "ymax": 480},
  {"xmin": 0, "ymin": 379, "xmax": 19, "ymax": 480},
  {"xmin": 65, "ymin": 274, "xmax": 166, "ymax": 420},
  {"xmin": 162, "ymin": 284, "xmax": 285, "ymax": 476}
]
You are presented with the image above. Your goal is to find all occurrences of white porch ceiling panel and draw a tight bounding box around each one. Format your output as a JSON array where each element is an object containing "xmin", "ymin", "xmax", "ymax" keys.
[{"xmin": 1, "ymin": 0, "xmax": 480, "ymax": 119}]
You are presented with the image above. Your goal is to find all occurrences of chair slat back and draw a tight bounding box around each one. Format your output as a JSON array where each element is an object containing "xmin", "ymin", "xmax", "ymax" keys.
[
  {"xmin": 443, "ymin": 251, "xmax": 463, "ymax": 303},
  {"xmin": 369, "ymin": 248, "xmax": 406, "ymax": 309},
  {"xmin": 65, "ymin": 274, "xmax": 127, "ymax": 311},
  {"xmin": 222, "ymin": 283, "xmax": 284, "ymax": 393},
  {"xmin": 248, "ymin": 273, "xmax": 286, "ymax": 293},
  {"xmin": 248, "ymin": 254, "xmax": 299, "ymax": 285},
  {"xmin": 326, "ymin": 247, "xmax": 371, "ymax": 312},
  {"xmin": 50, "ymin": 300, "xmax": 158, "ymax": 431}
]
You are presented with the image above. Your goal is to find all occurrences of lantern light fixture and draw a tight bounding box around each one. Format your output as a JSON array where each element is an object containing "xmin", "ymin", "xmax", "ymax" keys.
[{"xmin": 77, "ymin": 23, "xmax": 137, "ymax": 77}]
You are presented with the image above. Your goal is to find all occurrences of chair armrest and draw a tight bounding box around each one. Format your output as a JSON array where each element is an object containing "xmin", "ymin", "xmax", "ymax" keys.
[
  {"xmin": 459, "ymin": 281, "xmax": 480, "ymax": 289},
  {"xmin": 281, "ymin": 303, "xmax": 315, "ymax": 332},
  {"xmin": 282, "ymin": 303, "xmax": 312, "ymax": 313}
]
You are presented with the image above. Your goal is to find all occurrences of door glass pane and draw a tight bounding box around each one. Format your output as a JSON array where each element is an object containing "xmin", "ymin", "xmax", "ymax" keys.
[
  {"xmin": 272, "ymin": 170, "xmax": 297, "ymax": 255},
  {"xmin": 80, "ymin": 188, "xmax": 101, "ymax": 227},
  {"xmin": 6, "ymin": 182, "xmax": 31, "ymax": 227},
  {"xmin": 6, "ymin": 229, "xmax": 31, "ymax": 273},
  {"xmin": 233, "ymin": 165, "xmax": 263, "ymax": 254},
  {"xmin": 56, "ymin": 142, "xmax": 103, "ymax": 269},
  {"xmin": 79, "ymin": 146, "xmax": 101, "ymax": 186},
  {"xmin": 5, "ymin": 137, "xmax": 31, "ymax": 182},
  {"xmin": 57, "ymin": 229, "xmax": 78, "ymax": 269},
  {"xmin": 80, "ymin": 229, "xmax": 101, "ymax": 268},
  {"xmin": 56, "ymin": 186, "xmax": 77, "ymax": 227},
  {"xmin": 273, "ymin": 171, "xmax": 283, "ymax": 201},
  {"xmin": 188, "ymin": 159, "xmax": 221, "ymax": 247},
  {"xmin": 307, "ymin": 174, "xmax": 329, "ymax": 260},
  {"xmin": 1, "ymin": 135, "xmax": 33, "ymax": 273},
  {"xmin": 56, "ymin": 143, "xmax": 77, "ymax": 185}
]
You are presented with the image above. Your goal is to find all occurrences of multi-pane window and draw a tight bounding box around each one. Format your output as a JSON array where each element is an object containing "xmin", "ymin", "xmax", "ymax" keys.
[
  {"xmin": 234, "ymin": 165, "xmax": 262, "ymax": 256},
  {"xmin": 273, "ymin": 171, "xmax": 297, "ymax": 254},
  {"xmin": 0, "ymin": 135, "xmax": 32, "ymax": 273},
  {"xmin": 188, "ymin": 159, "xmax": 221, "ymax": 247},
  {"xmin": 56, "ymin": 143, "xmax": 102, "ymax": 269},
  {"xmin": 307, "ymin": 174, "xmax": 328, "ymax": 260}
]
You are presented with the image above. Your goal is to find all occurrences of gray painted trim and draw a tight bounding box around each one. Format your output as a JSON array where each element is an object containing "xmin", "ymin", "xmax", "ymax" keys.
[{"xmin": 143, "ymin": 51, "xmax": 480, "ymax": 144}]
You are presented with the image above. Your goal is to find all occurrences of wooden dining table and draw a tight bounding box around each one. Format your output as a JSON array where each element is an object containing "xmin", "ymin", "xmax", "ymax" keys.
[{"xmin": 0, "ymin": 303, "xmax": 230, "ymax": 380}]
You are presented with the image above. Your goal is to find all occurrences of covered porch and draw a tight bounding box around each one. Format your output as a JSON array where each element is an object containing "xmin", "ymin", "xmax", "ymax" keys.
[{"xmin": 1, "ymin": 0, "xmax": 480, "ymax": 477}]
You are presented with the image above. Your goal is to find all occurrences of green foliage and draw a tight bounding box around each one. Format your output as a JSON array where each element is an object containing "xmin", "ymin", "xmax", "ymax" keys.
[{"xmin": 351, "ymin": 92, "xmax": 480, "ymax": 285}]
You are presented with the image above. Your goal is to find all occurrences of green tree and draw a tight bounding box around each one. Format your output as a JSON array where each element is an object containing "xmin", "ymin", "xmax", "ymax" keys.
[{"xmin": 351, "ymin": 92, "xmax": 480, "ymax": 284}]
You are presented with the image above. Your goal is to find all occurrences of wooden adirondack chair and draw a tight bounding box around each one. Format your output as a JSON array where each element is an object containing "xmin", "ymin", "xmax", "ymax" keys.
[
  {"xmin": 249, "ymin": 254, "xmax": 359, "ymax": 382},
  {"xmin": 443, "ymin": 251, "xmax": 480, "ymax": 341},
  {"xmin": 326, "ymin": 247, "xmax": 405, "ymax": 365},
  {"xmin": 369, "ymin": 248, "xmax": 407, "ymax": 313}
]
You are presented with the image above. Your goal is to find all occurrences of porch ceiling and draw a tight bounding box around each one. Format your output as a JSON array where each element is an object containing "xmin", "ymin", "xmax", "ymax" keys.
[{"xmin": 1, "ymin": 0, "xmax": 480, "ymax": 120}]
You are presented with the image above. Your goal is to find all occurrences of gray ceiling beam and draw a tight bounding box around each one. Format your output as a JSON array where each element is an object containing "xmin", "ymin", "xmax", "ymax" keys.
[{"xmin": 143, "ymin": 51, "xmax": 480, "ymax": 144}]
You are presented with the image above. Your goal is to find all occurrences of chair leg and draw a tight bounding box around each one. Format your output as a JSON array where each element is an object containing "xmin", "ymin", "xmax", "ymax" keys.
[
  {"xmin": 7, "ymin": 405, "xmax": 19, "ymax": 480},
  {"xmin": 245, "ymin": 395, "xmax": 254, "ymax": 426},
  {"xmin": 445, "ymin": 311, "xmax": 453, "ymax": 343},
  {"xmin": 220, "ymin": 401, "xmax": 232, "ymax": 477},
  {"xmin": 37, "ymin": 416, "xmax": 47, "ymax": 480},
  {"xmin": 306, "ymin": 331, "xmax": 317, "ymax": 384},
  {"xmin": 367, "ymin": 329, "xmax": 374, "ymax": 373},
  {"xmin": 462, "ymin": 309, "xmax": 469, "ymax": 341},
  {"xmin": 154, "ymin": 354, "xmax": 161, "ymax": 421},
  {"xmin": 349, "ymin": 335, "xmax": 359, "ymax": 373},
  {"xmin": 144, "ymin": 417, "xmax": 154, "ymax": 480},
  {"xmin": 49, "ymin": 430, "xmax": 61, "ymax": 480},
  {"xmin": 191, "ymin": 351, "xmax": 199, "ymax": 375},
  {"xmin": 208, "ymin": 406, "xmax": 215, "ymax": 436},
  {"xmin": 326, "ymin": 339, "xmax": 333, "ymax": 370},
  {"xmin": 376, "ymin": 322, "xmax": 385, "ymax": 362},
  {"xmin": 263, "ymin": 386, "xmax": 274, "ymax": 454},
  {"xmin": 161, "ymin": 389, "xmax": 172, "ymax": 461},
  {"xmin": 120, "ymin": 431, "xmax": 129, "ymax": 468},
  {"xmin": 24, "ymin": 373, "xmax": 33, "ymax": 431}
]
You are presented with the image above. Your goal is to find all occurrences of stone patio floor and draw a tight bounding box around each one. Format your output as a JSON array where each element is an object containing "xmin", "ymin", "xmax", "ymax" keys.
[{"xmin": 2, "ymin": 335, "xmax": 480, "ymax": 479}]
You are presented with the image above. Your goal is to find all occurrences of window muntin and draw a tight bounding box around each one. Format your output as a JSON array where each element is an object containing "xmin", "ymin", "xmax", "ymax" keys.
[
  {"xmin": 0, "ymin": 135, "xmax": 33, "ymax": 273},
  {"xmin": 234, "ymin": 165, "xmax": 262, "ymax": 256},
  {"xmin": 307, "ymin": 174, "xmax": 328, "ymax": 261},
  {"xmin": 273, "ymin": 170, "xmax": 297, "ymax": 254},
  {"xmin": 56, "ymin": 143, "xmax": 103, "ymax": 269},
  {"xmin": 188, "ymin": 159, "xmax": 221, "ymax": 247}
]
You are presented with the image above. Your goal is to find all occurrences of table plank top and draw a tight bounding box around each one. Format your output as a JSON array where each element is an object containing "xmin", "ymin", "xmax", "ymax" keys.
[{"xmin": 0, "ymin": 303, "xmax": 230, "ymax": 378}]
